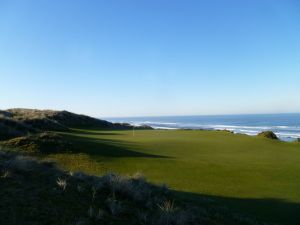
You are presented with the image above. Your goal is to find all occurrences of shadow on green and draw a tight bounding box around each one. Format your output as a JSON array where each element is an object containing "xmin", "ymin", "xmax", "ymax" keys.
[
  {"xmin": 174, "ymin": 190, "xmax": 300, "ymax": 225},
  {"xmin": 61, "ymin": 130, "xmax": 169, "ymax": 159},
  {"xmin": 69, "ymin": 129, "xmax": 125, "ymax": 136}
]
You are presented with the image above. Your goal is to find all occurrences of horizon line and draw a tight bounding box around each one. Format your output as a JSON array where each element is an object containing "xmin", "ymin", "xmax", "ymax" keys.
[
  {"xmin": 102, "ymin": 112, "xmax": 300, "ymax": 119},
  {"xmin": 2, "ymin": 107, "xmax": 300, "ymax": 119}
]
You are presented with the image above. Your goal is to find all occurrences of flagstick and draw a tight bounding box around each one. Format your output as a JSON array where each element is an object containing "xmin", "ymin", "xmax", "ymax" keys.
[{"xmin": 132, "ymin": 125, "xmax": 135, "ymax": 136}]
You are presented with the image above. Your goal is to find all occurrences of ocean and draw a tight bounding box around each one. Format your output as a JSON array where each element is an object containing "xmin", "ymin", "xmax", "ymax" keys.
[{"xmin": 105, "ymin": 113, "xmax": 300, "ymax": 141}]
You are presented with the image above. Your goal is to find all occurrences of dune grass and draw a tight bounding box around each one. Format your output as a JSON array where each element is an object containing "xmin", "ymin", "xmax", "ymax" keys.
[
  {"xmin": 1, "ymin": 152, "xmax": 207, "ymax": 225},
  {"xmin": 46, "ymin": 129, "xmax": 300, "ymax": 225}
]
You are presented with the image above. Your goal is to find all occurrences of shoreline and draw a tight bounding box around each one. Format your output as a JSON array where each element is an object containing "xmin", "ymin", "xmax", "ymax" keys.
[
  {"xmin": 132, "ymin": 125, "xmax": 299, "ymax": 142},
  {"xmin": 106, "ymin": 114, "xmax": 300, "ymax": 141}
]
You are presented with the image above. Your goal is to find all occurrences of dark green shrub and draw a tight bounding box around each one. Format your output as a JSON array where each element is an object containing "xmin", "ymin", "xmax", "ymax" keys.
[
  {"xmin": 257, "ymin": 131, "xmax": 278, "ymax": 140},
  {"xmin": 1, "ymin": 132, "xmax": 73, "ymax": 154}
]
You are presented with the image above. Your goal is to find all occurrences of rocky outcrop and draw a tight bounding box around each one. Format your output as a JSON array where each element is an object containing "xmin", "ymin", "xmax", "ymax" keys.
[{"xmin": 257, "ymin": 131, "xmax": 278, "ymax": 140}]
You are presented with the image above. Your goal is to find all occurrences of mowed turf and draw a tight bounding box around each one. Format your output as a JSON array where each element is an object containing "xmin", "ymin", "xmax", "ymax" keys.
[{"xmin": 47, "ymin": 129, "xmax": 300, "ymax": 225}]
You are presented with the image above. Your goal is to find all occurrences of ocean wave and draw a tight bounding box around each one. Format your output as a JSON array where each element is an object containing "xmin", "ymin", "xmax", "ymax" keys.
[
  {"xmin": 237, "ymin": 129, "xmax": 258, "ymax": 133},
  {"xmin": 204, "ymin": 125, "xmax": 272, "ymax": 130},
  {"xmin": 151, "ymin": 126, "xmax": 178, "ymax": 130},
  {"xmin": 133, "ymin": 121, "xmax": 178, "ymax": 126},
  {"xmin": 274, "ymin": 132, "xmax": 300, "ymax": 138},
  {"xmin": 275, "ymin": 126, "xmax": 289, "ymax": 129},
  {"xmin": 198, "ymin": 124, "xmax": 300, "ymax": 131},
  {"xmin": 143, "ymin": 123, "xmax": 300, "ymax": 132}
]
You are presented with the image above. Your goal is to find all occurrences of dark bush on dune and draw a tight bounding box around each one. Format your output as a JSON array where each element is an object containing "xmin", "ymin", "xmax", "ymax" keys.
[
  {"xmin": 49, "ymin": 110, "xmax": 113, "ymax": 128},
  {"xmin": 23, "ymin": 117, "xmax": 68, "ymax": 131},
  {"xmin": 0, "ymin": 110, "xmax": 12, "ymax": 118},
  {"xmin": 0, "ymin": 118, "xmax": 35, "ymax": 141},
  {"xmin": 1, "ymin": 132, "xmax": 73, "ymax": 154},
  {"xmin": 257, "ymin": 131, "xmax": 278, "ymax": 140}
]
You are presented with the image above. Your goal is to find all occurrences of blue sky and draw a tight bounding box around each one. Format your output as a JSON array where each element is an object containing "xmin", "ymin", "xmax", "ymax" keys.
[{"xmin": 0, "ymin": 0, "xmax": 300, "ymax": 117}]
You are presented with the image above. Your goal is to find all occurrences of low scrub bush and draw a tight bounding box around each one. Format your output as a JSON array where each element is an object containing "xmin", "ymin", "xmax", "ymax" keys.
[{"xmin": 0, "ymin": 132, "xmax": 73, "ymax": 154}]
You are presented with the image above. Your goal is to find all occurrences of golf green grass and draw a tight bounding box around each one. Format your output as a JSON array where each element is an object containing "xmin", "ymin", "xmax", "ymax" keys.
[{"xmin": 47, "ymin": 129, "xmax": 300, "ymax": 225}]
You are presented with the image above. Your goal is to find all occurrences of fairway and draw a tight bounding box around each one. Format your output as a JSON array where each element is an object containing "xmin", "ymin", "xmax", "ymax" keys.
[{"xmin": 48, "ymin": 129, "xmax": 300, "ymax": 225}]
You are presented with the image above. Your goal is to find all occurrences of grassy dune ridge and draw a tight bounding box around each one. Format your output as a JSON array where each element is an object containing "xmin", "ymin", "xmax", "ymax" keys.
[
  {"xmin": 0, "ymin": 108, "xmax": 152, "ymax": 141},
  {"xmin": 45, "ymin": 129, "xmax": 300, "ymax": 225}
]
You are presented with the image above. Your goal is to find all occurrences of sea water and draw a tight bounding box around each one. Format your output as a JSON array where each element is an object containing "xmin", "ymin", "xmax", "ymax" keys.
[{"xmin": 106, "ymin": 113, "xmax": 300, "ymax": 141}]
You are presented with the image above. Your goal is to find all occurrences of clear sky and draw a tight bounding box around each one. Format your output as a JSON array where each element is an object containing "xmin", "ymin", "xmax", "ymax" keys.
[{"xmin": 1, "ymin": 0, "xmax": 300, "ymax": 117}]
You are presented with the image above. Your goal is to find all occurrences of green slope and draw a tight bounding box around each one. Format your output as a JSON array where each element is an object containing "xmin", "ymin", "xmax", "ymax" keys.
[{"xmin": 45, "ymin": 129, "xmax": 300, "ymax": 225}]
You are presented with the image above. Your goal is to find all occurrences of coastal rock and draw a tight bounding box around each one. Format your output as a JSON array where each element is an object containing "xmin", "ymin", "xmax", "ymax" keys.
[{"xmin": 257, "ymin": 131, "xmax": 278, "ymax": 140}]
